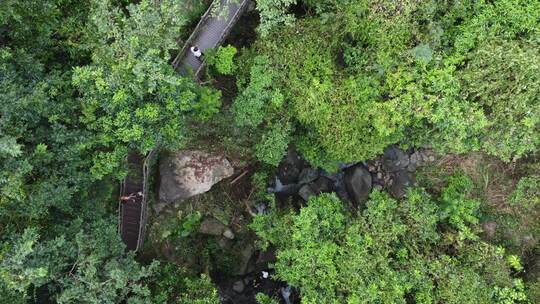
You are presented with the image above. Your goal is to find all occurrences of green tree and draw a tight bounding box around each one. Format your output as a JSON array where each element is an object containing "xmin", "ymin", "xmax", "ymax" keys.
[
  {"xmin": 73, "ymin": 0, "xmax": 222, "ymax": 179},
  {"xmin": 252, "ymin": 178, "xmax": 526, "ymax": 303},
  {"xmin": 0, "ymin": 0, "xmax": 221, "ymax": 302},
  {"xmin": 236, "ymin": 0, "xmax": 540, "ymax": 168},
  {"xmin": 255, "ymin": 0, "xmax": 297, "ymax": 37},
  {"xmin": 207, "ymin": 45, "xmax": 238, "ymax": 75},
  {"xmin": 459, "ymin": 39, "xmax": 540, "ymax": 161},
  {"xmin": 0, "ymin": 218, "xmax": 157, "ymax": 303}
]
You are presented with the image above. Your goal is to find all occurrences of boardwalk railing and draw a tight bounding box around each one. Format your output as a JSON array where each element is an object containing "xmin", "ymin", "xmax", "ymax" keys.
[
  {"xmin": 172, "ymin": 0, "xmax": 249, "ymax": 78},
  {"xmin": 171, "ymin": 4, "xmax": 214, "ymax": 71}
]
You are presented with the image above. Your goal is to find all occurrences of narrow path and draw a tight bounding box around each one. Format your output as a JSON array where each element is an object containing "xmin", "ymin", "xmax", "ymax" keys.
[{"xmin": 173, "ymin": 0, "xmax": 249, "ymax": 78}]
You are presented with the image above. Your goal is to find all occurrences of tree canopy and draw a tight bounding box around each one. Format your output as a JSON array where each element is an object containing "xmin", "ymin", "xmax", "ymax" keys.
[
  {"xmin": 1, "ymin": 0, "xmax": 539, "ymax": 302},
  {"xmin": 0, "ymin": 0, "xmax": 220, "ymax": 302},
  {"xmin": 252, "ymin": 176, "xmax": 528, "ymax": 303}
]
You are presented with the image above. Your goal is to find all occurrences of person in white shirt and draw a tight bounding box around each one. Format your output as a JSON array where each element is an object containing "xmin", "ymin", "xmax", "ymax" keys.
[{"xmin": 190, "ymin": 46, "xmax": 202, "ymax": 58}]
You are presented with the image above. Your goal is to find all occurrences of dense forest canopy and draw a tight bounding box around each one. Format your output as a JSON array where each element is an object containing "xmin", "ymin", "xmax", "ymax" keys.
[
  {"xmin": 241, "ymin": 0, "xmax": 540, "ymax": 169},
  {"xmin": 0, "ymin": 0, "xmax": 539, "ymax": 303}
]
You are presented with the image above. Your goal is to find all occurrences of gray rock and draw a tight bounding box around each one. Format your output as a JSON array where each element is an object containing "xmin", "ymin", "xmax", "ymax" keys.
[
  {"xmin": 199, "ymin": 218, "xmax": 227, "ymax": 236},
  {"xmin": 277, "ymin": 148, "xmax": 306, "ymax": 184},
  {"xmin": 416, "ymin": 152, "xmax": 433, "ymax": 162},
  {"xmin": 233, "ymin": 244, "xmax": 256, "ymax": 276},
  {"xmin": 382, "ymin": 146, "xmax": 410, "ymax": 172},
  {"xmin": 322, "ymin": 171, "xmax": 344, "ymax": 183},
  {"xmin": 298, "ymin": 184, "xmax": 316, "ymax": 201},
  {"xmin": 311, "ymin": 176, "xmax": 334, "ymax": 194},
  {"xmin": 217, "ymin": 237, "xmax": 231, "ymax": 249},
  {"xmin": 410, "ymin": 152, "xmax": 419, "ymax": 165},
  {"xmin": 388, "ymin": 171, "xmax": 415, "ymax": 199},
  {"xmin": 344, "ymin": 165, "xmax": 373, "ymax": 205},
  {"xmin": 334, "ymin": 185, "xmax": 351, "ymax": 203},
  {"xmin": 232, "ymin": 280, "xmax": 245, "ymax": 293},
  {"xmin": 339, "ymin": 162, "xmax": 357, "ymax": 170},
  {"xmin": 222, "ymin": 228, "xmax": 235, "ymax": 240},
  {"xmin": 298, "ymin": 168, "xmax": 319, "ymax": 185},
  {"xmin": 406, "ymin": 163, "xmax": 418, "ymax": 172},
  {"xmin": 372, "ymin": 172, "xmax": 383, "ymax": 185},
  {"xmin": 159, "ymin": 150, "xmax": 234, "ymax": 203}
]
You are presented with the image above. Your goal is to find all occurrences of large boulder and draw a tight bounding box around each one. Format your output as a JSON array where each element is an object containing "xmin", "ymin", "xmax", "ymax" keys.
[
  {"xmin": 344, "ymin": 165, "xmax": 372, "ymax": 206},
  {"xmin": 298, "ymin": 185, "xmax": 316, "ymax": 201},
  {"xmin": 159, "ymin": 150, "xmax": 234, "ymax": 202},
  {"xmin": 311, "ymin": 176, "xmax": 334, "ymax": 194},
  {"xmin": 298, "ymin": 167, "xmax": 319, "ymax": 185}
]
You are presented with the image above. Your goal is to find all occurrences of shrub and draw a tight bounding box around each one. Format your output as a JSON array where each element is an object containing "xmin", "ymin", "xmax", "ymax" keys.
[
  {"xmin": 147, "ymin": 263, "xmax": 219, "ymax": 304},
  {"xmin": 255, "ymin": 122, "xmax": 292, "ymax": 166},
  {"xmin": 255, "ymin": 0, "xmax": 296, "ymax": 37},
  {"xmin": 459, "ymin": 39, "xmax": 540, "ymax": 161},
  {"xmin": 496, "ymin": 175, "xmax": 540, "ymax": 254},
  {"xmin": 206, "ymin": 45, "xmax": 237, "ymax": 75}
]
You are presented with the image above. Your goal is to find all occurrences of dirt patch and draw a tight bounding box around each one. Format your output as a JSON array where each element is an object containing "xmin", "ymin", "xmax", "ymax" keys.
[
  {"xmin": 418, "ymin": 152, "xmax": 520, "ymax": 209},
  {"xmin": 418, "ymin": 152, "xmax": 540, "ymax": 262}
]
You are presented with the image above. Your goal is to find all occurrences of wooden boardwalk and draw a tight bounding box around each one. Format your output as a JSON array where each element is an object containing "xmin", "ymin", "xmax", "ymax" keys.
[
  {"xmin": 173, "ymin": 0, "xmax": 249, "ymax": 78},
  {"xmin": 119, "ymin": 0, "xmax": 247, "ymax": 251},
  {"xmin": 119, "ymin": 151, "xmax": 154, "ymax": 251}
]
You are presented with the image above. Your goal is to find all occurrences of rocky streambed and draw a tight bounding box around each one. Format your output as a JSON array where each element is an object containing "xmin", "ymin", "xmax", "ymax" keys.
[
  {"xmin": 147, "ymin": 145, "xmax": 435, "ymax": 303},
  {"xmin": 270, "ymin": 145, "xmax": 435, "ymax": 208}
]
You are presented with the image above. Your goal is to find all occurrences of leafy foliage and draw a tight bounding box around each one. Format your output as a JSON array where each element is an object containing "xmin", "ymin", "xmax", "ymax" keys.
[
  {"xmin": 255, "ymin": 0, "xmax": 297, "ymax": 37},
  {"xmin": 178, "ymin": 212, "xmax": 203, "ymax": 238},
  {"xmin": 489, "ymin": 175, "xmax": 540, "ymax": 257},
  {"xmin": 235, "ymin": 0, "xmax": 540, "ymax": 168},
  {"xmin": 232, "ymin": 55, "xmax": 284, "ymax": 128},
  {"xmin": 439, "ymin": 174, "xmax": 480, "ymax": 241},
  {"xmin": 252, "ymin": 177, "xmax": 526, "ymax": 303},
  {"xmin": 73, "ymin": 0, "xmax": 222, "ymax": 178},
  {"xmin": 207, "ymin": 45, "xmax": 238, "ymax": 75},
  {"xmin": 255, "ymin": 121, "xmax": 292, "ymax": 166},
  {"xmin": 0, "ymin": 0, "xmax": 222, "ymax": 302},
  {"xmin": 2, "ymin": 0, "xmax": 540, "ymax": 302},
  {"xmin": 147, "ymin": 263, "xmax": 219, "ymax": 304},
  {"xmin": 256, "ymin": 293, "xmax": 280, "ymax": 304},
  {"xmin": 460, "ymin": 39, "xmax": 540, "ymax": 161},
  {"xmin": 1, "ymin": 218, "xmax": 157, "ymax": 303}
]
